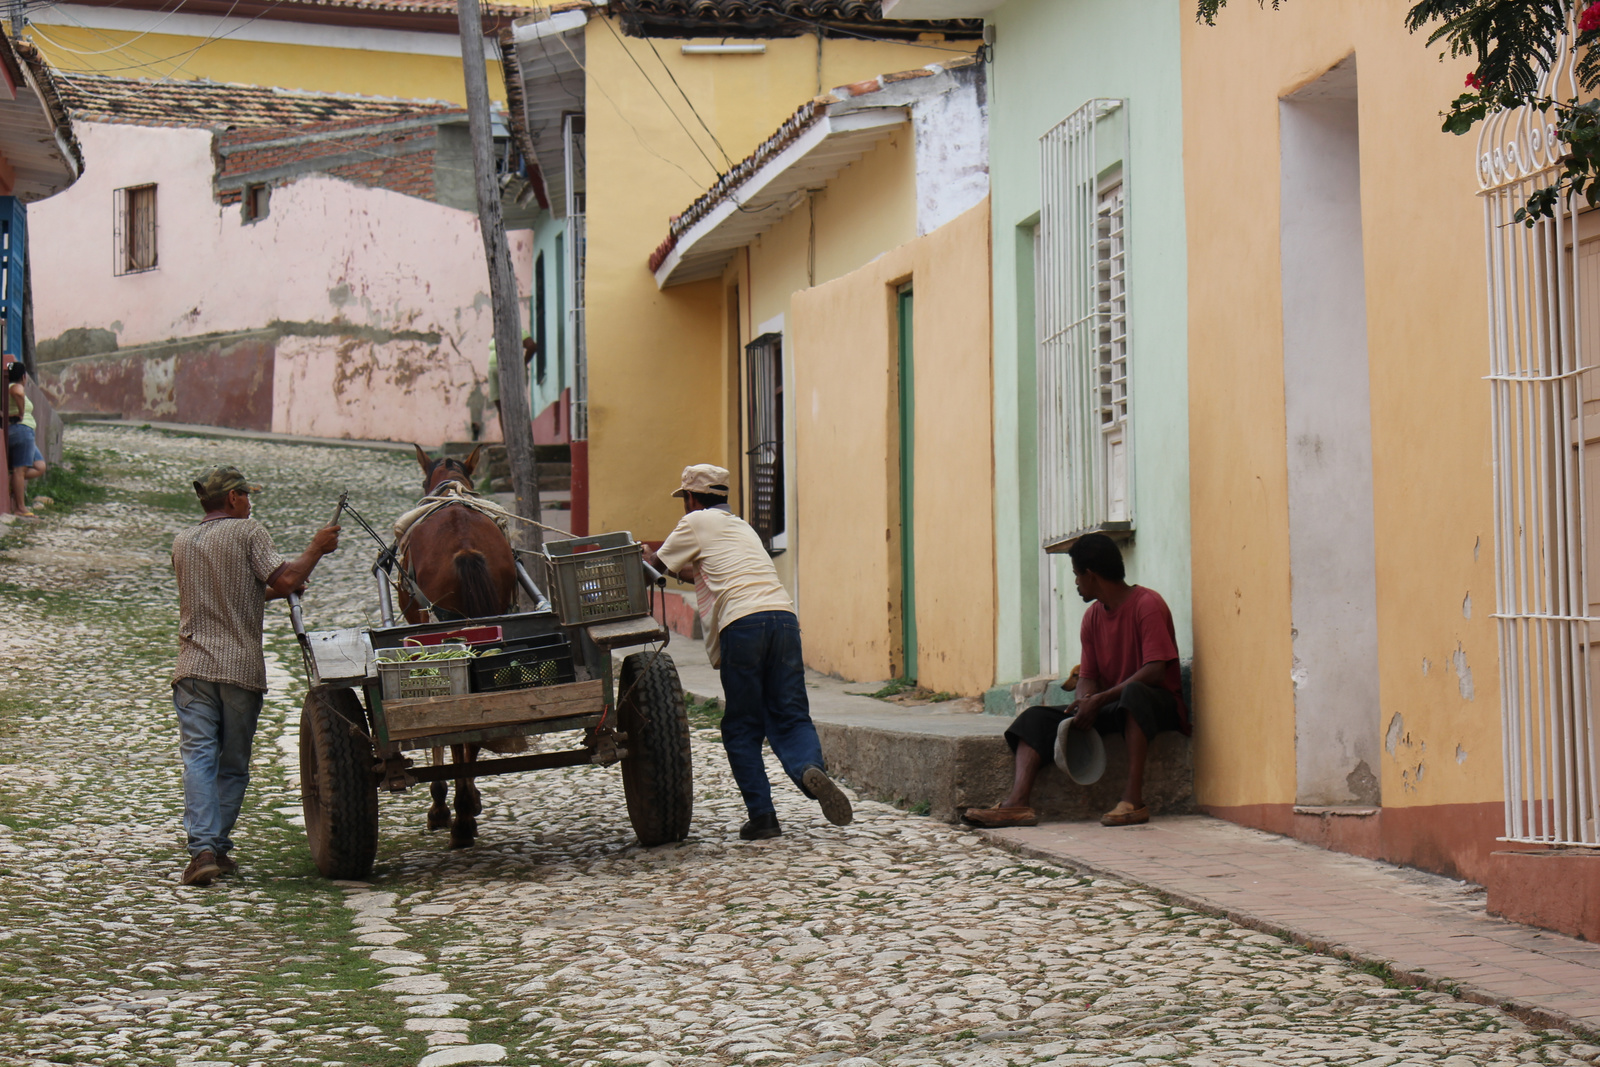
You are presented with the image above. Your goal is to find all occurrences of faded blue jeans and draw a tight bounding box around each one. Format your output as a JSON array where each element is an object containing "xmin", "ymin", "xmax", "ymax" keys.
[
  {"xmin": 718, "ymin": 610, "xmax": 826, "ymax": 818},
  {"xmin": 173, "ymin": 678, "xmax": 264, "ymax": 858}
]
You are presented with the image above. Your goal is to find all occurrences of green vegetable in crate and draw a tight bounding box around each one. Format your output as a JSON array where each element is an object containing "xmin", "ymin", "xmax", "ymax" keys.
[{"xmin": 402, "ymin": 648, "xmax": 470, "ymax": 661}]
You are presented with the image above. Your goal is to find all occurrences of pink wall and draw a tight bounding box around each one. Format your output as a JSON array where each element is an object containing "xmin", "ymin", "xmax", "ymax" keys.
[{"xmin": 30, "ymin": 122, "xmax": 533, "ymax": 444}]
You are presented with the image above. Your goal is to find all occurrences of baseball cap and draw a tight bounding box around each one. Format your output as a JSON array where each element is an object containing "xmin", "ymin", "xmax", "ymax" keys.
[
  {"xmin": 193, "ymin": 466, "xmax": 263, "ymax": 499},
  {"xmin": 671, "ymin": 463, "xmax": 730, "ymax": 499}
]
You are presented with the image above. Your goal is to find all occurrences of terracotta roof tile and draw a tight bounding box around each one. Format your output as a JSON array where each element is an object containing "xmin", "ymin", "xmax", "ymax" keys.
[
  {"xmin": 647, "ymin": 51, "xmax": 978, "ymax": 273},
  {"xmin": 55, "ymin": 73, "xmax": 461, "ymax": 131},
  {"xmin": 615, "ymin": 0, "xmax": 982, "ymax": 39}
]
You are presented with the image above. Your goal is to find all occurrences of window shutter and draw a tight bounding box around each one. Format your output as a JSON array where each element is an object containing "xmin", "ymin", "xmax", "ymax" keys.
[{"xmin": 745, "ymin": 332, "xmax": 783, "ymax": 552}]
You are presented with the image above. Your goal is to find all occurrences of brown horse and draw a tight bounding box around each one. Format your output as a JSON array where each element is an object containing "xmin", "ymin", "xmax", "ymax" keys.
[{"xmin": 402, "ymin": 444, "xmax": 519, "ymax": 848}]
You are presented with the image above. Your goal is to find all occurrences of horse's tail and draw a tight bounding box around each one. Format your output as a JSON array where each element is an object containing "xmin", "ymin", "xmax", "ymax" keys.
[{"xmin": 453, "ymin": 550, "xmax": 501, "ymax": 618}]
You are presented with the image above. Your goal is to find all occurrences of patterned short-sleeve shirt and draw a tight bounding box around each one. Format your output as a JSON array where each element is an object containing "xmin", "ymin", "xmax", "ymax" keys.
[{"xmin": 171, "ymin": 517, "xmax": 286, "ymax": 692}]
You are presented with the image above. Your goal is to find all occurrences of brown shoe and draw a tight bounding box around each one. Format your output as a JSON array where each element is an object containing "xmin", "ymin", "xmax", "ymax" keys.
[
  {"xmin": 181, "ymin": 850, "xmax": 221, "ymax": 886},
  {"xmin": 1100, "ymin": 802, "xmax": 1149, "ymax": 827},
  {"xmin": 962, "ymin": 805, "xmax": 1039, "ymax": 828},
  {"xmin": 215, "ymin": 853, "xmax": 237, "ymax": 875}
]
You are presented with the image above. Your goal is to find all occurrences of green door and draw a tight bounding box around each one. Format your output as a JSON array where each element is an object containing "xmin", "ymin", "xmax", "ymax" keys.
[{"xmin": 898, "ymin": 284, "xmax": 917, "ymax": 682}]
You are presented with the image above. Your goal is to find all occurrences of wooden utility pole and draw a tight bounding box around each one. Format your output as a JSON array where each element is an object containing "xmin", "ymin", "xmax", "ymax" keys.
[{"xmin": 457, "ymin": 0, "xmax": 544, "ymax": 553}]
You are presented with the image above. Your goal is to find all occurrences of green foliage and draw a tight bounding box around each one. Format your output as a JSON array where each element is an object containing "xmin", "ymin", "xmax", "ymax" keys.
[
  {"xmin": 1201, "ymin": 0, "xmax": 1600, "ymax": 224},
  {"xmin": 686, "ymin": 695, "xmax": 723, "ymax": 729}
]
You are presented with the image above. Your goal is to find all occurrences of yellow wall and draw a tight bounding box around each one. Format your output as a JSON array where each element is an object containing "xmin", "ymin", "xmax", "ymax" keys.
[
  {"xmin": 791, "ymin": 200, "xmax": 994, "ymax": 695},
  {"xmin": 1184, "ymin": 2, "xmax": 1498, "ymax": 810},
  {"xmin": 28, "ymin": 26, "xmax": 513, "ymax": 105},
  {"xmin": 584, "ymin": 19, "xmax": 977, "ymax": 555}
]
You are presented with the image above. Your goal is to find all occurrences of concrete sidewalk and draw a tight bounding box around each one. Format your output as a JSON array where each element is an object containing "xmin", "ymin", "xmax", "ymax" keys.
[
  {"xmin": 653, "ymin": 638, "xmax": 1194, "ymax": 822},
  {"xmin": 985, "ymin": 815, "xmax": 1600, "ymax": 1040}
]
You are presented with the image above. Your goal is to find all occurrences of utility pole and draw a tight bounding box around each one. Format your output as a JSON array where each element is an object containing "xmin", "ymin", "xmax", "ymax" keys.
[{"xmin": 456, "ymin": 0, "xmax": 544, "ymax": 555}]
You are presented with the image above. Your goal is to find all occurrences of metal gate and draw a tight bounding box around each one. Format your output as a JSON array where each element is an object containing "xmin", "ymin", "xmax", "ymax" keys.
[{"xmin": 1478, "ymin": 27, "xmax": 1600, "ymax": 845}]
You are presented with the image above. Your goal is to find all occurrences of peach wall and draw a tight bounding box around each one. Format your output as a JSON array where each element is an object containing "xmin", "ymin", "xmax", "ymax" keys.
[
  {"xmin": 791, "ymin": 201, "xmax": 994, "ymax": 694},
  {"xmin": 1183, "ymin": 3, "xmax": 1498, "ymax": 812},
  {"xmin": 29, "ymin": 121, "xmax": 533, "ymax": 444}
]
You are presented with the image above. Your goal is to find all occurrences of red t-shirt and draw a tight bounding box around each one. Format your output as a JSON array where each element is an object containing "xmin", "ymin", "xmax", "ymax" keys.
[{"xmin": 1079, "ymin": 585, "xmax": 1189, "ymax": 734}]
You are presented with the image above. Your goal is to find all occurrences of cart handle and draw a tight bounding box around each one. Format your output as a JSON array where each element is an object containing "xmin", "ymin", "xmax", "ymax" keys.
[
  {"xmin": 641, "ymin": 560, "xmax": 667, "ymax": 588},
  {"xmin": 288, "ymin": 591, "xmax": 306, "ymax": 638}
]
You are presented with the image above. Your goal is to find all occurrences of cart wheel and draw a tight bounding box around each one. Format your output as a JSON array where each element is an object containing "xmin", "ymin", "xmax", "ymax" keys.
[
  {"xmin": 300, "ymin": 686, "xmax": 379, "ymax": 879},
  {"xmin": 617, "ymin": 651, "xmax": 693, "ymax": 846}
]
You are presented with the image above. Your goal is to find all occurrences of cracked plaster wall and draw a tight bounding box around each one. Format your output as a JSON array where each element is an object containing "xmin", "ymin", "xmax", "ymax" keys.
[{"xmin": 28, "ymin": 121, "xmax": 534, "ymax": 443}]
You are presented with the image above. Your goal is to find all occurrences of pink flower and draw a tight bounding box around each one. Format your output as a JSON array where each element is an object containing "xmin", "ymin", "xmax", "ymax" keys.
[
  {"xmin": 1465, "ymin": 71, "xmax": 1483, "ymax": 89},
  {"xmin": 1581, "ymin": 1, "xmax": 1600, "ymax": 33}
]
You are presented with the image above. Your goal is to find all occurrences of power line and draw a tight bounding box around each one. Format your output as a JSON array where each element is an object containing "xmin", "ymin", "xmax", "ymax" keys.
[
  {"xmin": 548, "ymin": 25, "xmax": 710, "ymax": 192},
  {"xmin": 596, "ymin": 12, "xmax": 723, "ymax": 182},
  {"xmin": 641, "ymin": 32, "xmax": 734, "ymax": 169}
]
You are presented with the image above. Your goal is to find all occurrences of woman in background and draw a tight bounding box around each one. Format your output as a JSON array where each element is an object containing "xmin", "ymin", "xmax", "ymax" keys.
[{"xmin": 6, "ymin": 359, "xmax": 45, "ymax": 517}]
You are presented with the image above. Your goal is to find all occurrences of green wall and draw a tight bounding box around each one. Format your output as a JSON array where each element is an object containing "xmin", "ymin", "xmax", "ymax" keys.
[{"xmin": 988, "ymin": 0, "xmax": 1192, "ymax": 688}]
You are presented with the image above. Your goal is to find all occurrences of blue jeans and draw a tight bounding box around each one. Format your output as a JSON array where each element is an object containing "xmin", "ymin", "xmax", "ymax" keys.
[
  {"xmin": 717, "ymin": 610, "xmax": 826, "ymax": 818},
  {"xmin": 173, "ymin": 678, "xmax": 264, "ymax": 858}
]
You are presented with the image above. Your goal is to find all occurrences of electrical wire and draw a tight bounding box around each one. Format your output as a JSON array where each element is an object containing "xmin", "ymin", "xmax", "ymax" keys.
[
  {"xmin": 641, "ymin": 31, "xmax": 735, "ymax": 169},
  {"xmin": 596, "ymin": 13, "xmax": 723, "ymax": 181},
  {"xmin": 34, "ymin": 0, "xmax": 294, "ymax": 78},
  {"xmin": 23, "ymin": 0, "xmax": 188, "ymax": 56},
  {"xmin": 548, "ymin": 26, "xmax": 711, "ymax": 192}
]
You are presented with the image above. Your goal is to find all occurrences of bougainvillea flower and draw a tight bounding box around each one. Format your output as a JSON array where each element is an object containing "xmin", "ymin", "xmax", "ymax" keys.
[
  {"xmin": 1466, "ymin": 71, "xmax": 1483, "ymax": 89},
  {"xmin": 1581, "ymin": 1, "xmax": 1600, "ymax": 33}
]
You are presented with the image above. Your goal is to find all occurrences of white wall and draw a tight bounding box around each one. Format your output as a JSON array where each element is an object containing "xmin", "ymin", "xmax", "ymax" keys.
[{"xmin": 1279, "ymin": 57, "xmax": 1384, "ymax": 807}]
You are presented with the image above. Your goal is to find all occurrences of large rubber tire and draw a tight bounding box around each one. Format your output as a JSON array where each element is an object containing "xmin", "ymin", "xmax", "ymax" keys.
[
  {"xmin": 617, "ymin": 651, "xmax": 694, "ymax": 846},
  {"xmin": 300, "ymin": 687, "xmax": 379, "ymax": 879}
]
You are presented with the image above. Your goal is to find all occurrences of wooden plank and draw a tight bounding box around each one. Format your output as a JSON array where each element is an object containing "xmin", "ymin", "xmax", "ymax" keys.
[{"xmin": 383, "ymin": 678, "xmax": 603, "ymax": 736}]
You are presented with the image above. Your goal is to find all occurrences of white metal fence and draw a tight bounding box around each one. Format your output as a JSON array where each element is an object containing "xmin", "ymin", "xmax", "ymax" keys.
[
  {"xmin": 1037, "ymin": 98, "xmax": 1131, "ymax": 551},
  {"xmin": 1478, "ymin": 25, "xmax": 1600, "ymax": 845}
]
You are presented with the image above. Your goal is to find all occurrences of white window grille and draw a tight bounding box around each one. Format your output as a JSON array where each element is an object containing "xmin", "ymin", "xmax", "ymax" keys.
[
  {"xmin": 1478, "ymin": 23, "xmax": 1600, "ymax": 846},
  {"xmin": 1037, "ymin": 99, "xmax": 1132, "ymax": 551},
  {"xmin": 565, "ymin": 113, "xmax": 588, "ymax": 441}
]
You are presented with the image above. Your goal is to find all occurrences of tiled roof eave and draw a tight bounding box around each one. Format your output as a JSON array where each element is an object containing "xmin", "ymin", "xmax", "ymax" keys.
[{"xmin": 648, "ymin": 51, "xmax": 978, "ymax": 281}]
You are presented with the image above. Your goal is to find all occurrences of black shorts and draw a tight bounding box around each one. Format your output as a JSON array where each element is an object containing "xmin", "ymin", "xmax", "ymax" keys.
[{"xmin": 1004, "ymin": 680, "xmax": 1180, "ymax": 760}]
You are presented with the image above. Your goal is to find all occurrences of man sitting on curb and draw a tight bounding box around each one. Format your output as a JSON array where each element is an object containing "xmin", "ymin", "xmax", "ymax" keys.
[
  {"xmin": 644, "ymin": 463, "xmax": 853, "ymax": 841},
  {"xmin": 964, "ymin": 533, "xmax": 1189, "ymax": 829}
]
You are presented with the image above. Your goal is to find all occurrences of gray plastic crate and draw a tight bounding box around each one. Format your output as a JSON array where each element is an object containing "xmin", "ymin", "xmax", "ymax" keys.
[
  {"xmin": 376, "ymin": 643, "xmax": 472, "ymax": 702},
  {"xmin": 543, "ymin": 531, "xmax": 650, "ymax": 625}
]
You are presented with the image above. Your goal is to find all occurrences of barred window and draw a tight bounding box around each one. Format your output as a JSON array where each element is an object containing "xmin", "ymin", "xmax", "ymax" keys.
[
  {"xmin": 745, "ymin": 332, "xmax": 784, "ymax": 553},
  {"xmin": 1037, "ymin": 99, "xmax": 1132, "ymax": 551},
  {"xmin": 113, "ymin": 184, "xmax": 158, "ymax": 275}
]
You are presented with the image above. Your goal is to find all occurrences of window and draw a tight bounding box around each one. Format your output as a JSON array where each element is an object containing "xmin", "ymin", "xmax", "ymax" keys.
[
  {"xmin": 113, "ymin": 183, "xmax": 158, "ymax": 275},
  {"xmin": 1477, "ymin": 39, "xmax": 1600, "ymax": 846},
  {"xmin": 565, "ymin": 113, "xmax": 587, "ymax": 441},
  {"xmin": 243, "ymin": 183, "xmax": 270, "ymax": 223},
  {"xmin": 1036, "ymin": 99, "xmax": 1131, "ymax": 551},
  {"xmin": 534, "ymin": 252, "xmax": 548, "ymax": 385},
  {"xmin": 745, "ymin": 332, "xmax": 784, "ymax": 553}
]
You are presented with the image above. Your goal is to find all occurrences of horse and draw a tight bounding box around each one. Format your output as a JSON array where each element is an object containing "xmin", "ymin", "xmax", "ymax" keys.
[{"xmin": 400, "ymin": 444, "xmax": 520, "ymax": 848}]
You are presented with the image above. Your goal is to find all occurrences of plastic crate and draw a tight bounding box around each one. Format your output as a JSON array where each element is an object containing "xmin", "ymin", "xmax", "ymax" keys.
[
  {"xmin": 376, "ymin": 643, "xmax": 472, "ymax": 702},
  {"xmin": 469, "ymin": 633, "xmax": 576, "ymax": 693},
  {"xmin": 542, "ymin": 531, "xmax": 650, "ymax": 625},
  {"xmin": 403, "ymin": 625, "xmax": 503, "ymax": 648}
]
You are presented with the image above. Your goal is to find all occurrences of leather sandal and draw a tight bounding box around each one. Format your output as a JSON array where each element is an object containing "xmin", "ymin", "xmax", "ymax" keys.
[
  {"xmin": 1100, "ymin": 801, "xmax": 1149, "ymax": 827},
  {"xmin": 962, "ymin": 805, "xmax": 1039, "ymax": 828}
]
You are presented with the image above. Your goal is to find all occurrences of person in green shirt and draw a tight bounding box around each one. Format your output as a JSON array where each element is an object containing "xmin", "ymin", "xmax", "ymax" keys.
[{"xmin": 6, "ymin": 360, "xmax": 44, "ymax": 518}]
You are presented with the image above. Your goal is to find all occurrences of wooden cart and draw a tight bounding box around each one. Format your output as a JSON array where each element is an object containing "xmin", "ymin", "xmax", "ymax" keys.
[{"xmin": 287, "ymin": 550, "xmax": 691, "ymax": 880}]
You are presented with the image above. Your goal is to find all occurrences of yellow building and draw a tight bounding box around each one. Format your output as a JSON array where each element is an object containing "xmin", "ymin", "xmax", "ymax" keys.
[
  {"xmin": 504, "ymin": 1, "xmax": 988, "ymax": 690},
  {"xmin": 649, "ymin": 57, "xmax": 994, "ymax": 696},
  {"xmin": 26, "ymin": 0, "xmax": 542, "ymax": 105},
  {"xmin": 1185, "ymin": 0, "xmax": 1600, "ymax": 937}
]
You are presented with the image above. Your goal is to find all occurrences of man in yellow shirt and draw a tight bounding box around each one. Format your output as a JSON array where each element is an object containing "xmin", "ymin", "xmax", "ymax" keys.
[{"xmin": 647, "ymin": 464, "xmax": 852, "ymax": 840}]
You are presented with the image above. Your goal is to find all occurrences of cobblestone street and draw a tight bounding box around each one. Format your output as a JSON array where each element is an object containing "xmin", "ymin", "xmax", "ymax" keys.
[{"xmin": 1, "ymin": 426, "xmax": 1599, "ymax": 1067}]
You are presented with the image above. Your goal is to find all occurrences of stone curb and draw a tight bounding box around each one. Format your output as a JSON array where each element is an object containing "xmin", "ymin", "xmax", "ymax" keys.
[{"xmin": 979, "ymin": 829, "xmax": 1600, "ymax": 1045}]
